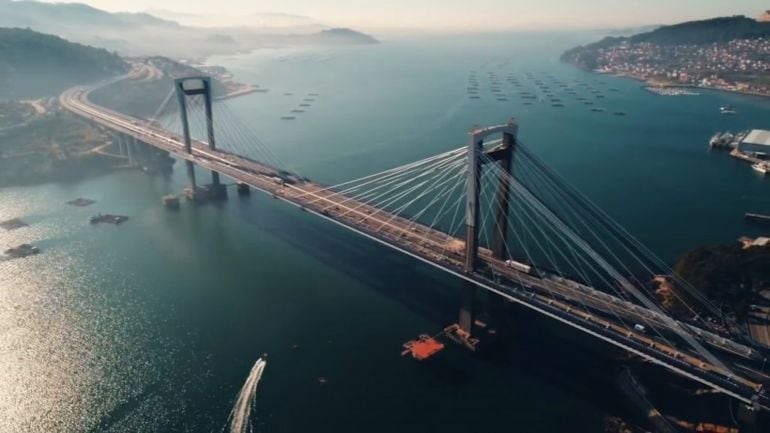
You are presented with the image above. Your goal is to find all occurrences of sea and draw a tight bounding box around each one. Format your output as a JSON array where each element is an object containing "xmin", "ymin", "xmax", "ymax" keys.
[{"xmin": 1, "ymin": 32, "xmax": 769, "ymax": 432}]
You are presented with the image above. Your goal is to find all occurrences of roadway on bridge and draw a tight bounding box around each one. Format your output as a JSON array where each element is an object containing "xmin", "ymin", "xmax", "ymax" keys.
[{"xmin": 60, "ymin": 79, "xmax": 770, "ymax": 409}]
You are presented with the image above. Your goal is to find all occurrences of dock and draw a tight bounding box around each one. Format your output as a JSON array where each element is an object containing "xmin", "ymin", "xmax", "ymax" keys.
[{"xmin": 401, "ymin": 322, "xmax": 488, "ymax": 360}]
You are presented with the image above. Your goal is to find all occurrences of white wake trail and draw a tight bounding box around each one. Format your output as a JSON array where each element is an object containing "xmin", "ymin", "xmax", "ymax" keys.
[{"xmin": 226, "ymin": 357, "xmax": 267, "ymax": 433}]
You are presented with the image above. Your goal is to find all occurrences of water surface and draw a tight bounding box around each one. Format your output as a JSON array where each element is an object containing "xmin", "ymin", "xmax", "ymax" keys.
[{"xmin": 1, "ymin": 32, "xmax": 769, "ymax": 432}]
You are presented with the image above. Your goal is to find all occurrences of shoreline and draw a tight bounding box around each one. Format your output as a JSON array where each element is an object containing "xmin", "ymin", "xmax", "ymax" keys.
[
  {"xmin": 215, "ymin": 85, "xmax": 260, "ymax": 101},
  {"xmin": 595, "ymin": 69, "xmax": 770, "ymax": 99}
]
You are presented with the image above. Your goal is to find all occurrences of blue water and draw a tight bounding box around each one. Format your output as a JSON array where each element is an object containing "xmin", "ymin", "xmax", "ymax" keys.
[{"xmin": 1, "ymin": 32, "xmax": 769, "ymax": 432}]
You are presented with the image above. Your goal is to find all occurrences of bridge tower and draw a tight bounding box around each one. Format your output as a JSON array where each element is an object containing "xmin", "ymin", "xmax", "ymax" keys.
[
  {"xmin": 458, "ymin": 119, "xmax": 518, "ymax": 342},
  {"xmin": 174, "ymin": 76, "xmax": 226, "ymax": 201},
  {"xmin": 465, "ymin": 118, "xmax": 519, "ymax": 270}
]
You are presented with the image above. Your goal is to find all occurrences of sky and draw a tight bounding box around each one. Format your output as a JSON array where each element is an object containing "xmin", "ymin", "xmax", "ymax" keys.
[{"xmin": 38, "ymin": 0, "xmax": 770, "ymax": 31}]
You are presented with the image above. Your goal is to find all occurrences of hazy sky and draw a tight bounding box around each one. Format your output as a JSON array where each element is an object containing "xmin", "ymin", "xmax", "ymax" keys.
[{"xmin": 40, "ymin": 0, "xmax": 770, "ymax": 30}]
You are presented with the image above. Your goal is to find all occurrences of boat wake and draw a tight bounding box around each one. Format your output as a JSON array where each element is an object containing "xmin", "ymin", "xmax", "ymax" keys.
[{"xmin": 224, "ymin": 357, "xmax": 267, "ymax": 433}]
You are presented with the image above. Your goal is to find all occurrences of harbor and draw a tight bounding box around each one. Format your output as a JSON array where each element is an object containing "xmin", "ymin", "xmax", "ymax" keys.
[
  {"xmin": 709, "ymin": 129, "xmax": 770, "ymax": 176},
  {"xmin": 644, "ymin": 86, "xmax": 700, "ymax": 96}
]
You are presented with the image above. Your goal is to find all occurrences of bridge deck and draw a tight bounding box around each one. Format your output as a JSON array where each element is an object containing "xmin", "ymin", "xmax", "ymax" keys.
[{"xmin": 60, "ymin": 83, "xmax": 769, "ymax": 409}]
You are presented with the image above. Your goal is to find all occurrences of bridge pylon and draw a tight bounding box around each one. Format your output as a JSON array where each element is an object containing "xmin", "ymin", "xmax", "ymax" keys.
[
  {"xmin": 458, "ymin": 119, "xmax": 518, "ymax": 341},
  {"xmin": 174, "ymin": 76, "xmax": 226, "ymax": 201},
  {"xmin": 464, "ymin": 118, "xmax": 519, "ymax": 272}
]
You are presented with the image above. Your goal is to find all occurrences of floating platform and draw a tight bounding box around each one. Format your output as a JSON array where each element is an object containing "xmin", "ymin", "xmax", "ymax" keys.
[
  {"xmin": 401, "ymin": 335, "xmax": 445, "ymax": 361},
  {"xmin": 162, "ymin": 194, "xmax": 180, "ymax": 209},
  {"xmin": 443, "ymin": 324, "xmax": 480, "ymax": 351},
  {"xmin": 90, "ymin": 214, "xmax": 129, "ymax": 225},
  {"xmin": 0, "ymin": 218, "xmax": 28, "ymax": 231},
  {"xmin": 67, "ymin": 198, "xmax": 96, "ymax": 207},
  {"xmin": 4, "ymin": 243, "xmax": 40, "ymax": 258}
]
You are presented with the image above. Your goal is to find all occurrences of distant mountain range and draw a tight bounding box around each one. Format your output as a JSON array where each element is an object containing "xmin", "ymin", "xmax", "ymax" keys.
[
  {"xmin": 0, "ymin": 0, "xmax": 378, "ymax": 58},
  {"xmin": 144, "ymin": 9, "xmax": 325, "ymax": 32},
  {"xmin": 0, "ymin": 27, "xmax": 127, "ymax": 99},
  {"xmin": 563, "ymin": 16, "xmax": 770, "ymax": 67}
]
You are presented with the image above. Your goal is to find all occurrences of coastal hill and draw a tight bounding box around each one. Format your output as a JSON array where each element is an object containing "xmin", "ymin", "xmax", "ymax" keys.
[
  {"xmin": 243, "ymin": 27, "xmax": 379, "ymax": 48},
  {"xmin": 562, "ymin": 15, "xmax": 770, "ymax": 69},
  {"xmin": 673, "ymin": 243, "xmax": 770, "ymax": 319},
  {"xmin": 560, "ymin": 15, "xmax": 770, "ymax": 95},
  {"xmin": 0, "ymin": 27, "xmax": 127, "ymax": 99},
  {"xmin": 310, "ymin": 28, "xmax": 380, "ymax": 45},
  {"xmin": 0, "ymin": 0, "xmax": 378, "ymax": 58},
  {"xmin": 623, "ymin": 16, "xmax": 770, "ymax": 45}
]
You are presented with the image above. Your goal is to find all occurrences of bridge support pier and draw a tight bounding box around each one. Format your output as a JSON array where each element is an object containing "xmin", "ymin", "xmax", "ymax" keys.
[
  {"xmin": 207, "ymin": 172, "xmax": 228, "ymax": 201},
  {"xmin": 116, "ymin": 136, "xmax": 125, "ymax": 157},
  {"xmin": 125, "ymin": 135, "xmax": 135, "ymax": 165},
  {"xmin": 456, "ymin": 282, "xmax": 477, "ymax": 347},
  {"xmin": 185, "ymin": 160, "xmax": 197, "ymax": 192},
  {"xmin": 237, "ymin": 182, "xmax": 251, "ymax": 196},
  {"xmin": 738, "ymin": 402, "xmax": 761, "ymax": 433}
]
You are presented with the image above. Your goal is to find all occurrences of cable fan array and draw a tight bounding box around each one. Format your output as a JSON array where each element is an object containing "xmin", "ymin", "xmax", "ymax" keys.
[{"xmin": 147, "ymin": 87, "xmax": 756, "ymax": 371}]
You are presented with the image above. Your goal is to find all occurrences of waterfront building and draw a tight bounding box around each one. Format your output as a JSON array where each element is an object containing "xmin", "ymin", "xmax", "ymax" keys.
[{"xmin": 737, "ymin": 129, "xmax": 770, "ymax": 156}]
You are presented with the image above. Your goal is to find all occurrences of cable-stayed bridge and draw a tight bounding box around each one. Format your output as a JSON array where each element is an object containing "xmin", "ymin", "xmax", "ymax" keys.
[{"xmin": 61, "ymin": 75, "xmax": 770, "ymax": 413}]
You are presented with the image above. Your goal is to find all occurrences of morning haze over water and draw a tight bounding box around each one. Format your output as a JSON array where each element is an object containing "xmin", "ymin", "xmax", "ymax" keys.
[{"xmin": 1, "ymin": 1, "xmax": 770, "ymax": 432}]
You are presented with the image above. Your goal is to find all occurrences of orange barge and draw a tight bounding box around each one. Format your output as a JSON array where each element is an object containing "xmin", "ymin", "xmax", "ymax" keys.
[{"xmin": 401, "ymin": 335, "xmax": 445, "ymax": 361}]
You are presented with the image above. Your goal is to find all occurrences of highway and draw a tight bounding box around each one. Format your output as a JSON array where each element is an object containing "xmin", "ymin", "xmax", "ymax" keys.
[{"xmin": 60, "ymin": 80, "xmax": 769, "ymax": 410}]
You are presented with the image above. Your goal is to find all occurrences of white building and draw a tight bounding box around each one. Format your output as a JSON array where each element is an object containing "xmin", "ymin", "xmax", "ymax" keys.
[{"xmin": 738, "ymin": 129, "xmax": 770, "ymax": 156}]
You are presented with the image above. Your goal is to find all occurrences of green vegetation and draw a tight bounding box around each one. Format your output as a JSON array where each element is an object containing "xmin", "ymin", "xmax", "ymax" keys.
[
  {"xmin": 0, "ymin": 27, "xmax": 127, "ymax": 99},
  {"xmin": 0, "ymin": 100, "xmax": 35, "ymax": 128},
  {"xmin": 626, "ymin": 16, "xmax": 770, "ymax": 46},
  {"xmin": 673, "ymin": 244, "xmax": 770, "ymax": 318},
  {"xmin": 0, "ymin": 110, "xmax": 116, "ymax": 186}
]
